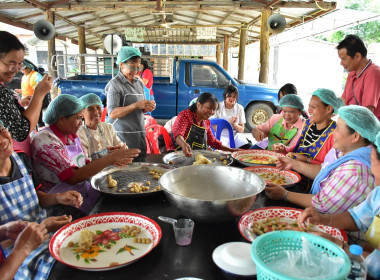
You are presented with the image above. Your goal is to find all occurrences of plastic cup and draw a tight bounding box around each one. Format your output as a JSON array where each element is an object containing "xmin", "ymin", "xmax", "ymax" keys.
[{"xmin": 173, "ymin": 218, "xmax": 194, "ymax": 246}]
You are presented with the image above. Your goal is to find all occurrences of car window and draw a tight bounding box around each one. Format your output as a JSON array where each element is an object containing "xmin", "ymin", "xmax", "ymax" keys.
[{"xmin": 192, "ymin": 64, "xmax": 229, "ymax": 87}]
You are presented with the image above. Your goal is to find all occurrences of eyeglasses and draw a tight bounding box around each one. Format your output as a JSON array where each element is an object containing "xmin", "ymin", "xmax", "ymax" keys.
[
  {"xmin": 123, "ymin": 63, "xmax": 142, "ymax": 73},
  {"xmin": 0, "ymin": 60, "xmax": 25, "ymax": 72}
]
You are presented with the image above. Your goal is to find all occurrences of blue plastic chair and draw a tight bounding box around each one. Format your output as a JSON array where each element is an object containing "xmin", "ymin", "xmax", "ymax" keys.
[{"xmin": 210, "ymin": 118, "xmax": 236, "ymax": 148}]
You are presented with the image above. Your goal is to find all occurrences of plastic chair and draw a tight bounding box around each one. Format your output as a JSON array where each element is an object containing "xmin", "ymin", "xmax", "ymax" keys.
[
  {"xmin": 144, "ymin": 115, "xmax": 158, "ymax": 127},
  {"xmin": 101, "ymin": 107, "xmax": 107, "ymax": 122},
  {"xmin": 145, "ymin": 124, "xmax": 174, "ymax": 154},
  {"xmin": 210, "ymin": 118, "xmax": 236, "ymax": 148}
]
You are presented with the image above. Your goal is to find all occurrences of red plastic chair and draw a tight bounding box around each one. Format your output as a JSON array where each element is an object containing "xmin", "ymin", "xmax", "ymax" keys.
[
  {"xmin": 101, "ymin": 107, "xmax": 107, "ymax": 122},
  {"xmin": 144, "ymin": 115, "xmax": 158, "ymax": 127},
  {"xmin": 145, "ymin": 124, "xmax": 174, "ymax": 154}
]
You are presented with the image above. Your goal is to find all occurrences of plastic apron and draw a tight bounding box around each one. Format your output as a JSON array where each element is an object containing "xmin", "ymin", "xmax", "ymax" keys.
[
  {"xmin": 176, "ymin": 117, "xmax": 207, "ymax": 150},
  {"xmin": 111, "ymin": 83, "xmax": 146, "ymax": 154},
  {"xmin": 365, "ymin": 212, "xmax": 380, "ymax": 248},
  {"xmin": 47, "ymin": 135, "xmax": 100, "ymax": 214},
  {"xmin": 0, "ymin": 152, "xmax": 54, "ymax": 280},
  {"xmin": 84, "ymin": 124, "xmax": 109, "ymax": 160},
  {"xmin": 267, "ymin": 117, "xmax": 298, "ymax": 150}
]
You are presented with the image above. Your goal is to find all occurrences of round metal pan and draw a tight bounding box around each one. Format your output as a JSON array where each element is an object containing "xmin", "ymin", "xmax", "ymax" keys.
[
  {"xmin": 162, "ymin": 150, "xmax": 233, "ymax": 168},
  {"xmin": 91, "ymin": 163, "xmax": 175, "ymax": 196}
]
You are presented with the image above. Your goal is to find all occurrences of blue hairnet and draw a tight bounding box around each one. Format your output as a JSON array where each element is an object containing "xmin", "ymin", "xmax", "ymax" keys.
[
  {"xmin": 23, "ymin": 60, "xmax": 34, "ymax": 70},
  {"xmin": 43, "ymin": 95, "xmax": 85, "ymax": 125},
  {"xmin": 80, "ymin": 93, "xmax": 102, "ymax": 108},
  {"xmin": 279, "ymin": 94, "xmax": 304, "ymax": 110},
  {"xmin": 338, "ymin": 105, "xmax": 380, "ymax": 142},
  {"xmin": 116, "ymin": 46, "xmax": 141, "ymax": 64},
  {"xmin": 312, "ymin": 88, "xmax": 344, "ymax": 113},
  {"xmin": 189, "ymin": 98, "xmax": 198, "ymax": 106},
  {"xmin": 376, "ymin": 131, "xmax": 380, "ymax": 154}
]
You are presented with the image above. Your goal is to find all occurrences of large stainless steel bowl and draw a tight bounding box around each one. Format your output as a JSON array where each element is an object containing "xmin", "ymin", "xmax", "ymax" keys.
[{"xmin": 159, "ymin": 165, "xmax": 265, "ymax": 223}]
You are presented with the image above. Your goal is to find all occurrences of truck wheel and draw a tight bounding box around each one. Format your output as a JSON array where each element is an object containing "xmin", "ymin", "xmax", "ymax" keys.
[{"xmin": 245, "ymin": 103, "xmax": 274, "ymax": 131}]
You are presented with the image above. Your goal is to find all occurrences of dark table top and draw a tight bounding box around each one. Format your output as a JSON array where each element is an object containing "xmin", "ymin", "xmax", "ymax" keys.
[{"xmin": 48, "ymin": 153, "xmax": 305, "ymax": 280}]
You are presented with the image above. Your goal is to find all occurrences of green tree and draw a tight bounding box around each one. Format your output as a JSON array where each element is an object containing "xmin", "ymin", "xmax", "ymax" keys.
[{"xmin": 318, "ymin": 0, "xmax": 380, "ymax": 44}]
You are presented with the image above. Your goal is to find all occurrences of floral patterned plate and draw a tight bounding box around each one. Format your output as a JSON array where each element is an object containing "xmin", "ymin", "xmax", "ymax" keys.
[
  {"xmin": 232, "ymin": 150, "xmax": 285, "ymax": 167},
  {"xmin": 238, "ymin": 207, "xmax": 347, "ymax": 242},
  {"xmin": 244, "ymin": 166, "xmax": 301, "ymax": 188},
  {"xmin": 49, "ymin": 212, "xmax": 162, "ymax": 271}
]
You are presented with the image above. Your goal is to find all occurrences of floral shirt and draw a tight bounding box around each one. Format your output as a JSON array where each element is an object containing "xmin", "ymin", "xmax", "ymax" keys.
[
  {"xmin": 31, "ymin": 125, "xmax": 89, "ymax": 192},
  {"xmin": 0, "ymin": 84, "xmax": 30, "ymax": 141}
]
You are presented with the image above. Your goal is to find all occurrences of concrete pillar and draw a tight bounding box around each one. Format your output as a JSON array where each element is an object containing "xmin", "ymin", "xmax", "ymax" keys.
[
  {"xmin": 216, "ymin": 43, "xmax": 221, "ymax": 65},
  {"xmin": 78, "ymin": 26, "xmax": 86, "ymax": 74},
  {"xmin": 259, "ymin": 10, "xmax": 270, "ymax": 84},
  {"xmin": 46, "ymin": 10, "xmax": 58, "ymax": 99},
  {"xmin": 238, "ymin": 24, "xmax": 247, "ymax": 81},
  {"xmin": 223, "ymin": 35, "xmax": 229, "ymax": 71}
]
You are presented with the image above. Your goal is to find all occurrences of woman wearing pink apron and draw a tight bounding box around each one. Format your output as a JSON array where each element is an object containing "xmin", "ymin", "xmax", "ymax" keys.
[{"xmin": 31, "ymin": 95, "xmax": 140, "ymax": 214}]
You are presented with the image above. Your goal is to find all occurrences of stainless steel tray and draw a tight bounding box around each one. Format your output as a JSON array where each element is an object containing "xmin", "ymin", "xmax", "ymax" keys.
[
  {"xmin": 91, "ymin": 163, "xmax": 175, "ymax": 196},
  {"xmin": 162, "ymin": 150, "xmax": 233, "ymax": 167}
]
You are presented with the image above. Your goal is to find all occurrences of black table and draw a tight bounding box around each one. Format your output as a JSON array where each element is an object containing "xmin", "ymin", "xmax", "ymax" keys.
[{"xmin": 48, "ymin": 154, "xmax": 305, "ymax": 280}]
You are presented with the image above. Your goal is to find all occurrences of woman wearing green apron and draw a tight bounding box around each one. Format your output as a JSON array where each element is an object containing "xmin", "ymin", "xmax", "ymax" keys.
[
  {"xmin": 172, "ymin": 92, "xmax": 238, "ymax": 157},
  {"xmin": 297, "ymin": 130, "xmax": 380, "ymax": 279},
  {"xmin": 250, "ymin": 94, "xmax": 305, "ymax": 151}
]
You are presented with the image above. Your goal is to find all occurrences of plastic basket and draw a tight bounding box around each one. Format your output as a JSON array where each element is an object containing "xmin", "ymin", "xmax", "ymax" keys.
[{"xmin": 250, "ymin": 231, "xmax": 350, "ymax": 280}]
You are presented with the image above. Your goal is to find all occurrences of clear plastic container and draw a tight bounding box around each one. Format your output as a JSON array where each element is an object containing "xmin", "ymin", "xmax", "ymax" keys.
[{"xmin": 346, "ymin": 244, "xmax": 367, "ymax": 280}]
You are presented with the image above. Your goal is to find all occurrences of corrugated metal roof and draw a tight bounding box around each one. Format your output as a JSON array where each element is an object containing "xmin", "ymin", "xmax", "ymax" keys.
[{"xmin": 0, "ymin": 0, "xmax": 337, "ymax": 50}]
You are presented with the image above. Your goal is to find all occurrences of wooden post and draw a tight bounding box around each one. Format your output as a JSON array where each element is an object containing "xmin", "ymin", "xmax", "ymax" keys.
[
  {"xmin": 223, "ymin": 35, "xmax": 229, "ymax": 71},
  {"xmin": 216, "ymin": 43, "xmax": 221, "ymax": 65},
  {"xmin": 238, "ymin": 24, "xmax": 247, "ymax": 81},
  {"xmin": 46, "ymin": 10, "xmax": 57, "ymax": 99},
  {"xmin": 259, "ymin": 10, "xmax": 270, "ymax": 84},
  {"xmin": 78, "ymin": 26, "xmax": 86, "ymax": 74}
]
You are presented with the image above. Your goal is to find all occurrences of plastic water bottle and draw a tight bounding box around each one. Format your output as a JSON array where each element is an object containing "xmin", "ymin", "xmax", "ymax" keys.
[{"xmin": 346, "ymin": 244, "xmax": 367, "ymax": 280}]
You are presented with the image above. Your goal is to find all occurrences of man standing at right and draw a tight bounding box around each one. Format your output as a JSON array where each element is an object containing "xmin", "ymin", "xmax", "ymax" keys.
[{"xmin": 338, "ymin": 34, "xmax": 380, "ymax": 120}]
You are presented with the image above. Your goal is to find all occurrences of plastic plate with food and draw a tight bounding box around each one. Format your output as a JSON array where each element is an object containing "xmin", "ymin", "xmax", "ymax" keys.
[
  {"xmin": 238, "ymin": 207, "xmax": 347, "ymax": 242},
  {"xmin": 244, "ymin": 166, "xmax": 301, "ymax": 188},
  {"xmin": 90, "ymin": 163, "xmax": 175, "ymax": 196},
  {"xmin": 162, "ymin": 150, "xmax": 233, "ymax": 167},
  {"xmin": 232, "ymin": 150, "xmax": 285, "ymax": 167},
  {"xmin": 49, "ymin": 212, "xmax": 162, "ymax": 271}
]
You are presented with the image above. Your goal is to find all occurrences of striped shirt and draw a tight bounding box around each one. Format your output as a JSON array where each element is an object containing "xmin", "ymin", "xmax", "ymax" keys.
[
  {"xmin": 303, "ymin": 123, "xmax": 327, "ymax": 146},
  {"xmin": 311, "ymin": 158, "xmax": 375, "ymax": 214}
]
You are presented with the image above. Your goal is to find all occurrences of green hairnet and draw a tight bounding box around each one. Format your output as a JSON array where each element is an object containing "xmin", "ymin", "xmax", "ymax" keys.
[
  {"xmin": 23, "ymin": 60, "xmax": 34, "ymax": 70},
  {"xmin": 338, "ymin": 105, "xmax": 380, "ymax": 142},
  {"xmin": 312, "ymin": 88, "xmax": 344, "ymax": 113},
  {"xmin": 80, "ymin": 93, "xmax": 102, "ymax": 108},
  {"xmin": 279, "ymin": 94, "xmax": 304, "ymax": 110},
  {"xmin": 43, "ymin": 95, "xmax": 85, "ymax": 125},
  {"xmin": 116, "ymin": 46, "xmax": 141, "ymax": 64},
  {"xmin": 376, "ymin": 131, "xmax": 380, "ymax": 154}
]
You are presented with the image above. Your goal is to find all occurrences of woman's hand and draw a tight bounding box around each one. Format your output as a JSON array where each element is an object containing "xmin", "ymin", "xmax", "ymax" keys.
[
  {"xmin": 13, "ymin": 222, "xmax": 49, "ymax": 255},
  {"xmin": 276, "ymin": 156, "xmax": 294, "ymax": 171},
  {"xmin": 106, "ymin": 146, "xmax": 140, "ymax": 166},
  {"xmin": 1, "ymin": 221, "xmax": 29, "ymax": 241},
  {"xmin": 56, "ymin": 191, "xmax": 83, "ymax": 208},
  {"xmin": 297, "ymin": 207, "xmax": 329, "ymax": 229},
  {"xmin": 182, "ymin": 143, "xmax": 193, "ymax": 157},
  {"xmin": 291, "ymin": 153, "xmax": 309, "ymax": 163},
  {"xmin": 19, "ymin": 96, "xmax": 32, "ymax": 107},
  {"xmin": 228, "ymin": 116, "xmax": 237, "ymax": 124},
  {"xmin": 252, "ymin": 128, "xmax": 265, "ymax": 142},
  {"xmin": 136, "ymin": 100, "xmax": 155, "ymax": 112},
  {"xmin": 42, "ymin": 215, "xmax": 72, "ymax": 233},
  {"xmin": 272, "ymin": 143, "xmax": 286, "ymax": 153},
  {"xmin": 265, "ymin": 182, "xmax": 287, "ymax": 200},
  {"xmin": 33, "ymin": 74, "xmax": 52, "ymax": 98}
]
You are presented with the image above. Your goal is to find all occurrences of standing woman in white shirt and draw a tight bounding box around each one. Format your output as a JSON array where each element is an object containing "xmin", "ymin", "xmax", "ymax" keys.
[{"xmin": 212, "ymin": 85, "xmax": 249, "ymax": 148}]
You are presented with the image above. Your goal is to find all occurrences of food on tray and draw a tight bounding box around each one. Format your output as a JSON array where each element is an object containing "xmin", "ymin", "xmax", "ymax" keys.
[
  {"xmin": 109, "ymin": 262, "xmax": 119, "ymax": 267},
  {"xmin": 239, "ymin": 154, "xmax": 277, "ymax": 164},
  {"xmin": 133, "ymin": 237, "xmax": 152, "ymax": 244},
  {"xmin": 251, "ymin": 217, "xmax": 314, "ymax": 236},
  {"xmin": 149, "ymin": 169, "xmax": 163, "ymax": 179},
  {"xmin": 107, "ymin": 175, "xmax": 118, "ymax": 188},
  {"xmin": 78, "ymin": 230, "xmax": 94, "ymax": 252},
  {"xmin": 259, "ymin": 172, "xmax": 286, "ymax": 184},
  {"xmin": 222, "ymin": 159, "xmax": 228, "ymax": 165},
  {"xmin": 129, "ymin": 182, "xmax": 150, "ymax": 193},
  {"xmin": 193, "ymin": 153, "xmax": 211, "ymax": 165}
]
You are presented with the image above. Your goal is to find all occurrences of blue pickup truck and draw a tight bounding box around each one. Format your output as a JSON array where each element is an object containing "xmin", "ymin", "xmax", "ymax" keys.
[{"xmin": 55, "ymin": 56, "xmax": 278, "ymax": 131}]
